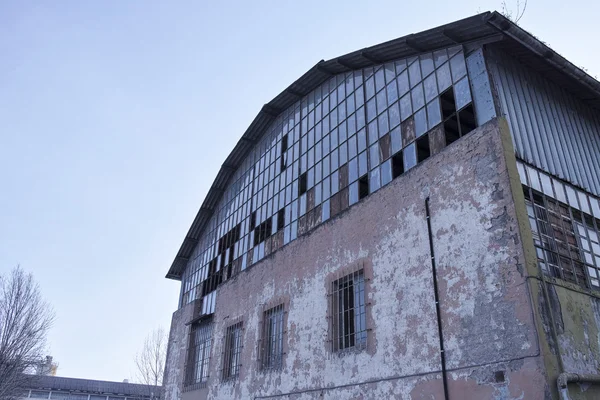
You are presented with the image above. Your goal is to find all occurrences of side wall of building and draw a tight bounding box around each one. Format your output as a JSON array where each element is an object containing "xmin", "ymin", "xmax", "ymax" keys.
[
  {"xmin": 487, "ymin": 46, "xmax": 600, "ymax": 399},
  {"xmin": 486, "ymin": 46, "xmax": 600, "ymax": 197},
  {"xmin": 193, "ymin": 119, "xmax": 548, "ymax": 399}
]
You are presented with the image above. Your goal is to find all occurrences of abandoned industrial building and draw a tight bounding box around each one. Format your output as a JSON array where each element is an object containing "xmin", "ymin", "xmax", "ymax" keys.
[{"xmin": 162, "ymin": 11, "xmax": 600, "ymax": 400}]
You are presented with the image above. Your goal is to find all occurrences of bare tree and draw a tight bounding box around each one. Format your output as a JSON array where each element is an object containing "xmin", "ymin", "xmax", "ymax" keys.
[
  {"xmin": 135, "ymin": 327, "xmax": 167, "ymax": 387},
  {"xmin": 501, "ymin": 0, "xmax": 528, "ymax": 24},
  {"xmin": 0, "ymin": 266, "xmax": 54, "ymax": 400}
]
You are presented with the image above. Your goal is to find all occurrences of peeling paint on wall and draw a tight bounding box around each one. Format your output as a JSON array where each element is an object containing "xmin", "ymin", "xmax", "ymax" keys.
[{"xmin": 164, "ymin": 119, "xmax": 549, "ymax": 400}]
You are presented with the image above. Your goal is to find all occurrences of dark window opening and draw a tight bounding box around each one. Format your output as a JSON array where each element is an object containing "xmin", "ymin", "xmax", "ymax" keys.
[
  {"xmin": 250, "ymin": 211, "xmax": 257, "ymax": 230},
  {"xmin": 416, "ymin": 135, "xmax": 431, "ymax": 163},
  {"xmin": 440, "ymin": 87, "xmax": 477, "ymax": 145},
  {"xmin": 260, "ymin": 304, "xmax": 284, "ymax": 370},
  {"xmin": 458, "ymin": 104, "xmax": 476, "ymax": 136},
  {"xmin": 280, "ymin": 135, "xmax": 288, "ymax": 171},
  {"xmin": 440, "ymin": 87, "xmax": 456, "ymax": 120},
  {"xmin": 443, "ymin": 114, "xmax": 460, "ymax": 145},
  {"xmin": 277, "ymin": 209, "xmax": 285, "ymax": 231},
  {"xmin": 331, "ymin": 270, "xmax": 366, "ymax": 352},
  {"xmin": 494, "ymin": 371, "xmax": 505, "ymax": 383},
  {"xmin": 202, "ymin": 258, "xmax": 222, "ymax": 296},
  {"xmin": 254, "ymin": 217, "xmax": 273, "ymax": 246},
  {"xmin": 358, "ymin": 175, "xmax": 369, "ymax": 200},
  {"xmin": 222, "ymin": 322, "xmax": 243, "ymax": 381},
  {"xmin": 217, "ymin": 224, "xmax": 240, "ymax": 280},
  {"xmin": 392, "ymin": 152, "xmax": 404, "ymax": 179},
  {"xmin": 299, "ymin": 172, "xmax": 308, "ymax": 196}
]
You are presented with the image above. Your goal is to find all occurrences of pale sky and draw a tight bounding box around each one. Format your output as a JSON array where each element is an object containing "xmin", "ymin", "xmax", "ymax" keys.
[{"xmin": 0, "ymin": 0, "xmax": 598, "ymax": 383}]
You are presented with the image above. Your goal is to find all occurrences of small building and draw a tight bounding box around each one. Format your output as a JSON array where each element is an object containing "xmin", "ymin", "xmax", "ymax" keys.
[
  {"xmin": 162, "ymin": 11, "xmax": 600, "ymax": 400},
  {"xmin": 20, "ymin": 376, "xmax": 160, "ymax": 400}
]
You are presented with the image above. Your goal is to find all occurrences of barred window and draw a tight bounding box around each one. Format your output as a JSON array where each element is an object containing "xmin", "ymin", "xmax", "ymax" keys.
[
  {"xmin": 260, "ymin": 304, "xmax": 285, "ymax": 370},
  {"xmin": 185, "ymin": 320, "xmax": 212, "ymax": 389},
  {"xmin": 524, "ymin": 186, "xmax": 600, "ymax": 290},
  {"xmin": 330, "ymin": 270, "xmax": 367, "ymax": 352},
  {"xmin": 222, "ymin": 321, "xmax": 243, "ymax": 380}
]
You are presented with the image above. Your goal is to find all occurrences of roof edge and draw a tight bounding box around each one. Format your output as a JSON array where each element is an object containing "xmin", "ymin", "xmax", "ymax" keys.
[
  {"xmin": 166, "ymin": 11, "xmax": 600, "ymax": 281},
  {"xmin": 485, "ymin": 11, "xmax": 600, "ymax": 99}
]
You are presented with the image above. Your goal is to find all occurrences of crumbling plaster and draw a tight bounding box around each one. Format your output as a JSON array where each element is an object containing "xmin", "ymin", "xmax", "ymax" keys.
[{"xmin": 182, "ymin": 118, "xmax": 549, "ymax": 399}]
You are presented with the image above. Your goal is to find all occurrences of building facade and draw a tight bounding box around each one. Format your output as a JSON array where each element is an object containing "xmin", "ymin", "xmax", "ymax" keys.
[
  {"xmin": 162, "ymin": 12, "xmax": 600, "ymax": 400},
  {"xmin": 19, "ymin": 376, "xmax": 160, "ymax": 400}
]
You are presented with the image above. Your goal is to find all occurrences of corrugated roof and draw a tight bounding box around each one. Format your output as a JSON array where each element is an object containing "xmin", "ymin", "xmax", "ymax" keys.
[
  {"xmin": 166, "ymin": 11, "xmax": 600, "ymax": 280},
  {"xmin": 26, "ymin": 375, "xmax": 160, "ymax": 397}
]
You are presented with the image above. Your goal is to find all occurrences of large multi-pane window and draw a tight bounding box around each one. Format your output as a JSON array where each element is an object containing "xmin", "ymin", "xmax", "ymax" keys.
[
  {"xmin": 180, "ymin": 46, "xmax": 480, "ymax": 310},
  {"xmin": 185, "ymin": 321, "xmax": 212, "ymax": 389},
  {"xmin": 222, "ymin": 322, "xmax": 243, "ymax": 381},
  {"xmin": 330, "ymin": 270, "xmax": 367, "ymax": 352},
  {"xmin": 519, "ymin": 161, "xmax": 600, "ymax": 290},
  {"xmin": 259, "ymin": 304, "xmax": 285, "ymax": 370}
]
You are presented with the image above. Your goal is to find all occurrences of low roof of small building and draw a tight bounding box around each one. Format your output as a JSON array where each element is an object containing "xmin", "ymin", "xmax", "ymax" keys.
[
  {"xmin": 26, "ymin": 375, "xmax": 160, "ymax": 397},
  {"xmin": 166, "ymin": 11, "xmax": 600, "ymax": 280}
]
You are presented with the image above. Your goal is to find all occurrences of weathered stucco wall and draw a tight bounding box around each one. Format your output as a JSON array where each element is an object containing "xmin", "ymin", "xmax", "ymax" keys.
[
  {"xmin": 177, "ymin": 118, "xmax": 549, "ymax": 399},
  {"xmin": 164, "ymin": 304, "xmax": 193, "ymax": 400}
]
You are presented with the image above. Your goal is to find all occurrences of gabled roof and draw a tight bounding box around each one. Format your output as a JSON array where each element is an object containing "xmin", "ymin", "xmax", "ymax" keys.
[
  {"xmin": 26, "ymin": 375, "xmax": 160, "ymax": 397},
  {"xmin": 166, "ymin": 11, "xmax": 600, "ymax": 280}
]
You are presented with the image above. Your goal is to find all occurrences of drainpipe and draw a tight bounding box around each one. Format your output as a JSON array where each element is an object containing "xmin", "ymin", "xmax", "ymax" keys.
[
  {"xmin": 557, "ymin": 373, "xmax": 600, "ymax": 400},
  {"xmin": 425, "ymin": 198, "xmax": 450, "ymax": 400}
]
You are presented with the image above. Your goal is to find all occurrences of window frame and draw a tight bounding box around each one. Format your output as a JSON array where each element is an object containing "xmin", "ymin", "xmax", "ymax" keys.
[
  {"xmin": 222, "ymin": 321, "xmax": 244, "ymax": 381},
  {"xmin": 259, "ymin": 303, "xmax": 286, "ymax": 371},
  {"xmin": 184, "ymin": 319, "xmax": 213, "ymax": 390},
  {"xmin": 329, "ymin": 267, "xmax": 369, "ymax": 353}
]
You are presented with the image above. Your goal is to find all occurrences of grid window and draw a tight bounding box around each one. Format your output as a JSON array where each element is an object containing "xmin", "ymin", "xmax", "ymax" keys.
[
  {"xmin": 222, "ymin": 322, "xmax": 243, "ymax": 381},
  {"xmin": 185, "ymin": 321, "xmax": 212, "ymax": 389},
  {"xmin": 330, "ymin": 270, "xmax": 367, "ymax": 352},
  {"xmin": 179, "ymin": 49, "xmax": 479, "ymax": 313},
  {"xmin": 260, "ymin": 304, "xmax": 285, "ymax": 370},
  {"xmin": 524, "ymin": 185, "xmax": 600, "ymax": 290}
]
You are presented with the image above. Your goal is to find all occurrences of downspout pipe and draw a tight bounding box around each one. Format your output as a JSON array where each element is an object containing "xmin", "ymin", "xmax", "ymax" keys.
[
  {"xmin": 425, "ymin": 197, "xmax": 450, "ymax": 400},
  {"xmin": 557, "ymin": 373, "xmax": 600, "ymax": 400}
]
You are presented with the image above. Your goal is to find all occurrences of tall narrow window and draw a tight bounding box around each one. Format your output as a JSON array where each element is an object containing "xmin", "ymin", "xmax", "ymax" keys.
[
  {"xmin": 260, "ymin": 304, "xmax": 285, "ymax": 370},
  {"xmin": 358, "ymin": 175, "xmax": 369, "ymax": 200},
  {"xmin": 299, "ymin": 172, "xmax": 308, "ymax": 195},
  {"xmin": 277, "ymin": 209, "xmax": 285, "ymax": 231},
  {"xmin": 185, "ymin": 320, "xmax": 212, "ymax": 389},
  {"xmin": 280, "ymin": 134, "xmax": 289, "ymax": 171},
  {"xmin": 330, "ymin": 270, "xmax": 367, "ymax": 352},
  {"xmin": 222, "ymin": 322, "xmax": 243, "ymax": 381}
]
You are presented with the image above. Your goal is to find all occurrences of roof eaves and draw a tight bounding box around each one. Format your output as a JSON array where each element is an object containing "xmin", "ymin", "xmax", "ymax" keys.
[{"xmin": 166, "ymin": 11, "xmax": 600, "ymax": 280}]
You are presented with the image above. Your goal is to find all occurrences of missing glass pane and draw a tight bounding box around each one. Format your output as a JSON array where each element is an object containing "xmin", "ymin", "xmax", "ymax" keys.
[
  {"xmin": 416, "ymin": 135, "xmax": 431, "ymax": 163},
  {"xmin": 444, "ymin": 114, "xmax": 460, "ymax": 145},
  {"xmin": 358, "ymin": 175, "xmax": 369, "ymax": 200},
  {"xmin": 299, "ymin": 172, "xmax": 307, "ymax": 196},
  {"xmin": 392, "ymin": 152, "xmax": 404, "ymax": 179},
  {"xmin": 458, "ymin": 104, "xmax": 476, "ymax": 136},
  {"xmin": 440, "ymin": 87, "xmax": 456, "ymax": 120},
  {"xmin": 277, "ymin": 209, "xmax": 285, "ymax": 231}
]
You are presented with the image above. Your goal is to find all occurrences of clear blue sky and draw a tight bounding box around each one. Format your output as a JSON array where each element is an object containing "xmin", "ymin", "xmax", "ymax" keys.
[{"xmin": 0, "ymin": 0, "xmax": 598, "ymax": 382}]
